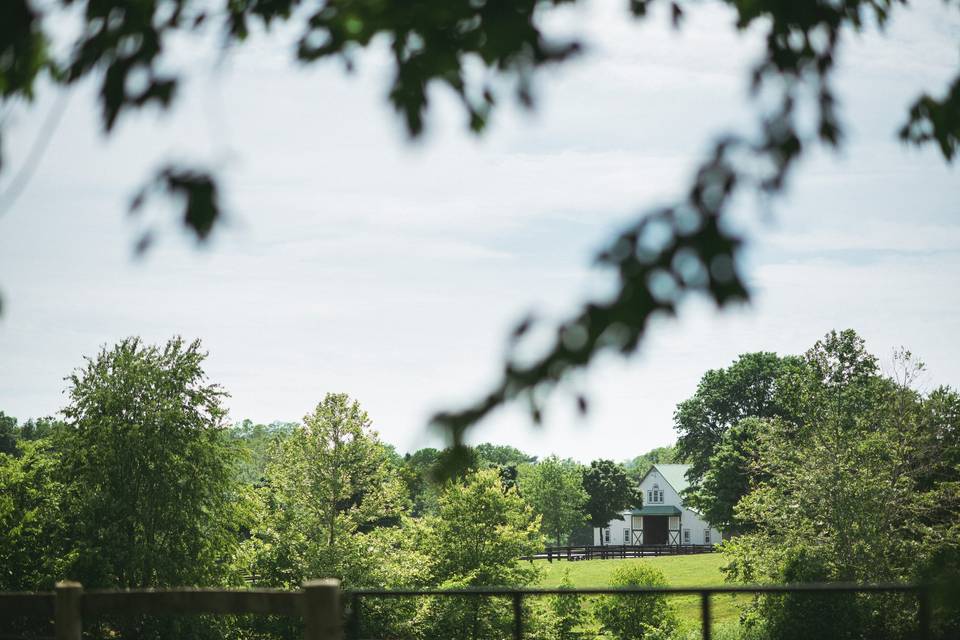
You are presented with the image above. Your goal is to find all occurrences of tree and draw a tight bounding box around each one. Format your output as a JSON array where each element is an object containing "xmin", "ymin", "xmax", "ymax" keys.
[
  {"xmin": 582, "ymin": 459, "xmax": 641, "ymax": 541},
  {"xmin": 229, "ymin": 419, "xmax": 295, "ymax": 486},
  {"xmin": 683, "ymin": 416, "xmax": 766, "ymax": 534},
  {"xmin": 0, "ymin": 413, "xmax": 67, "ymax": 457},
  {"xmin": 401, "ymin": 447, "xmax": 442, "ymax": 517},
  {"xmin": 59, "ymin": 336, "xmax": 244, "ymax": 589},
  {"xmin": 0, "ymin": 411, "xmax": 16, "ymax": 455},
  {"xmin": 423, "ymin": 468, "xmax": 543, "ymax": 586},
  {"xmin": 245, "ymin": 393, "xmax": 408, "ymax": 587},
  {"xmin": 0, "ymin": 439, "xmax": 69, "ymax": 590},
  {"xmin": 15, "ymin": 416, "xmax": 66, "ymax": 444},
  {"xmin": 675, "ymin": 352, "xmax": 796, "ymax": 482},
  {"xmin": 474, "ymin": 443, "xmax": 537, "ymax": 492},
  {"xmin": 593, "ymin": 564, "xmax": 676, "ymax": 640},
  {"xmin": 3, "ymin": 1, "xmax": 958, "ymax": 446},
  {"xmin": 623, "ymin": 445, "xmax": 685, "ymax": 488},
  {"xmin": 412, "ymin": 468, "xmax": 544, "ymax": 640},
  {"xmin": 473, "ymin": 443, "xmax": 538, "ymax": 467},
  {"xmin": 722, "ymin": 335, "xmax": 960, "ymax": 639},
  {"xmin": 519, "ymin": 455, "xmax": 587, "ymax": 547}
]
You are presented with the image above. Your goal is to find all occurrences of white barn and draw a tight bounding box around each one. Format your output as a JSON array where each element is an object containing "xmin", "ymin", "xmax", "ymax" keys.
[{"xmin": 593, "ymin": 464, "xmax": 722, "ymax": 546}]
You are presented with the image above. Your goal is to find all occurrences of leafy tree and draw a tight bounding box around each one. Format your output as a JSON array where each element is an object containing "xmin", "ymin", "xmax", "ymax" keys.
[
  {"xmin": 229, "ymin": 419, "xmax": 295, "ymax": 486},
  {"xmin": 401, "ymin": 447, "xmax": 442, "ymax": 516},
  {"xmin": 350, "ymin": 469, "xmax": 544, "ymax": 640},
  {"xmin": 15, "ymin": 416, "xmax": 66, "ymax": 444},
  {"xmin": 582, "ymin": 459, "xmax": 641, "ymax": 541},
  {"xmin": 0, "ymin": 411, "xmax": 16, "ymax": 455},
  {"xmin": 474, "ymin": 443, "xmax": 538, "ymax": 467},
  {"xmin": 411, "ymin": 468, "xmax": 544, "ymax": 640},
  {"xmin": 435, "ymin": 444, "xmax": 480, "ymax": 480},
  {"xmin": 400, "ymin": 443, "xmax": 525, "ymax": 515},
  {"xmin": 623, "ymin": 445, "xmax": 684, "ymax": 484},
  {"xmin": 422, "ymin": 468, "xmax": 543, "ymax": 586},
  {"xmin": 245, "ymin": 393, "xmax": 408, "ymax": 587},
  {"xmin": 0, "ymin": 413, "xmax": 68, "ymax": 457},
  {"xmin": 593, "ymin": 564, "xmax": 676, "ymax": 640},
  {"xmin": 684, "ymin": 417, "xmax": 766, "ymax": 534},
  {"xmin": 3, "ymin": 1, "xmax": 958, "ymax": 447},
  {"xmin": 722, "ymin": 336, "xmax": 960, "ymax": 639},
  {"xmin": 0, "ymin": 440, "xmax": 69, "ymax": 590},
  {"xmin": 520, "ymin": 455, "xmax": 588, "ymax": 547},
  {"xmin": 675, "ymin": 352, "xmax": 796, "ymax": 482},
  {"xmin": 59, "ymin": 336, "xmax": 244, "ymax": 589}
]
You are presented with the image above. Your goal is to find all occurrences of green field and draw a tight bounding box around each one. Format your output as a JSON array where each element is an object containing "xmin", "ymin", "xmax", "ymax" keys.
[{"xmin": 533, "ymin": 553, "xmax": 750, "ymax": 633}]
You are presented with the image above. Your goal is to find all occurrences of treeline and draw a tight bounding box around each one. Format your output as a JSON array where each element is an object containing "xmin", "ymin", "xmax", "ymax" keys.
[
  {"xmin": 4, "ymin": 329, "xmax": 958, "ymax": 639},
  {"xmin": 0, "ymin": 336, "xmax": 662, "ymax": 639}
]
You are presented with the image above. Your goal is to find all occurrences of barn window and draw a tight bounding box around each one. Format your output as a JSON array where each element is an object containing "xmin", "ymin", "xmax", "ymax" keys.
[
  {"xmin": 624, "ymin": 528, "xmax": 630, "ymax": 543},
  {"xmin": 604, "ymin": 529, "xmax": 610, "ymax": 543},
  {"xmin": 704, "ymin": 529, "xmax": 712, "ymax": 544},
  {"xmin": 648, "ymin": 484, "xmax": 664, "ymax": 504},
  {"xmin": 683, "ymin": 529, "xmax": 691, "ymax": 544}
]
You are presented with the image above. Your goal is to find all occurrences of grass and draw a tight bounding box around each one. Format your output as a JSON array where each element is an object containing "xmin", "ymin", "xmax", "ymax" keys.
[{"xmin": 532, "ymin": 553, "xmax": 751, "ymax": 630}]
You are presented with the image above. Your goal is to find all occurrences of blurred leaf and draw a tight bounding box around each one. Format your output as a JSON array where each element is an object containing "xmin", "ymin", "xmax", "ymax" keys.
[
  {"xmin": 671, "ymin": 2, "xmax": 684, "ymax": 29},
  {"xmin": 131, "ymin": 165, "xmax": 222, "ymax": 248}
]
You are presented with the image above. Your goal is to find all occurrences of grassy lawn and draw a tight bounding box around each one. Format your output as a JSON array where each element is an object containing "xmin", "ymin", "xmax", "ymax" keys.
[{"xmin": 532, "ymin": 553, "xmax": 750, "ymax": 632}]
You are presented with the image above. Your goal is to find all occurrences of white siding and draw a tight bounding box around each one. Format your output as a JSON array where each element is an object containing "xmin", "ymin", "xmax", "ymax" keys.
[
  {"xmin": 593, "ymin": 513, "xmax": 628, "ymax": 545},
  {"xmin": 592, "ymin": 466, "xmax": 723, "ymax": 545}
]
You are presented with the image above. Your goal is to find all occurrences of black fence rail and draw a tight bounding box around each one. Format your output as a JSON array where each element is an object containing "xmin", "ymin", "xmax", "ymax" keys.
[
  {"xmin": 1, "ymin": 581, "xmax": 932, "ymax": 640},
  {"xmin": 347, "ymin": 583, "xmax": 932, "ymax": 640},
  {"xmin": 523, "ymin": 543, "xmax": 716, "ymax": 562}
]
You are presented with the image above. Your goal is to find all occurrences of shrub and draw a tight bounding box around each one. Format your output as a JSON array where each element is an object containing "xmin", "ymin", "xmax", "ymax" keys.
[
  {"xmin": 593, "ymin": 564, "xmax": 676, "ymax": 640},
  {"xmin": 550, "ymin": 568, "xmax": 586, "ymax": 640}
]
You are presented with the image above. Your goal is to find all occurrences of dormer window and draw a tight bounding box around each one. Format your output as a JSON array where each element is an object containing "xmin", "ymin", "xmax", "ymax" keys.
[{"xmin": 647, "ymin": 483, "xmax": 664, "ymax": 504}]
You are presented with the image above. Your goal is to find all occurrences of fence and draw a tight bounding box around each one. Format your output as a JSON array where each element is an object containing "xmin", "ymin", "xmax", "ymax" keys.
[
  {"xmin": 0, "ymin": 580, "xmax": 339, "ymax": 640},
  {"xmin": 0, "ymin": 581, "xmax": 932, "ymax": 640},
  {"xmin": 524, "ymin": 544, "xmax": 716, "ymax": 562}
]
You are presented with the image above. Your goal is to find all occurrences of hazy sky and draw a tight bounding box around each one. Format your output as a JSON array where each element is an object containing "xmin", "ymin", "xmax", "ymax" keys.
[{"xmin": 1, "ymin": 2, "xmax": 958, "ymax": 462}]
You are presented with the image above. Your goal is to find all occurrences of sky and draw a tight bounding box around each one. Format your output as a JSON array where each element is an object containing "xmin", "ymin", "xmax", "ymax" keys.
[{"xmin": 1, "ymin": 2, "xmax": 958, "ymax": 462}]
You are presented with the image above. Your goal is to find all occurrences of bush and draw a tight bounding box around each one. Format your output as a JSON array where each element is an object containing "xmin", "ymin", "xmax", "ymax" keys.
[
  {"xmin": 550, "ymin": 568, "xmax": 586, "ymax": 640},
  {"xmin": 593, "ymin": 564, "xmax": 676, "ymax": 640}
]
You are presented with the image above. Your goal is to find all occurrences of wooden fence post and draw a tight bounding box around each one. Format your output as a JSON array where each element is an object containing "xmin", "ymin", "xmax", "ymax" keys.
[
  {"xmin": 55, "ymin": 581, "xmax": 82, "ymax": 640},
  {"xmin": 303, "ymin": 579, "xmax": 342, "ymax": 640}
]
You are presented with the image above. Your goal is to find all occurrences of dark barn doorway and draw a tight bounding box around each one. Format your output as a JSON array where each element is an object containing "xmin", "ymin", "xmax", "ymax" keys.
[{"xmin": 644, "ymin": 516, "xmax": 668, "ymax": 544}]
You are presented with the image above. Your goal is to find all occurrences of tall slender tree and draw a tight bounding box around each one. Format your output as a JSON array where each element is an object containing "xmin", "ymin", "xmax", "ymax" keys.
[
  {"xmin": 246, "ymin": 393, "xmax": 408, "ymax": 586},
  {"xmin": 520, "ymin": 455, "xmax": 587, "ymax": 547}
]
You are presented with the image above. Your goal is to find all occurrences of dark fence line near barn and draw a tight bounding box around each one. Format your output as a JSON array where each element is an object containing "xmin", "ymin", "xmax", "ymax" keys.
[
  {"xmin": 0, "ymin": 580, "xmax": 933, "ymax": 640},
  {"xmin": 521, "ymin": 543, "xmax": 716, "ymax": 562}
]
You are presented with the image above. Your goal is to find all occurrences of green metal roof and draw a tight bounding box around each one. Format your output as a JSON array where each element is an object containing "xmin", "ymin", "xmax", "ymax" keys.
[
  {"xmin": 629, "ymin": 505, "xmax": 682, "ymax": 516},
  {"xmin": 650, "ymin": 464, "xmax": 692, "ymax": 495}
]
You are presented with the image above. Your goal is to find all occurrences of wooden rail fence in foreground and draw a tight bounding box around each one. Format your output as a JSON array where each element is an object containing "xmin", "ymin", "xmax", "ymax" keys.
[
  {"xmin": 0, "ymin": 579, "xmax": 341, "ymax": 640},
  {"xmin": 0, "ymin": 580, "xmax": 932, "ymax": 640}
]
